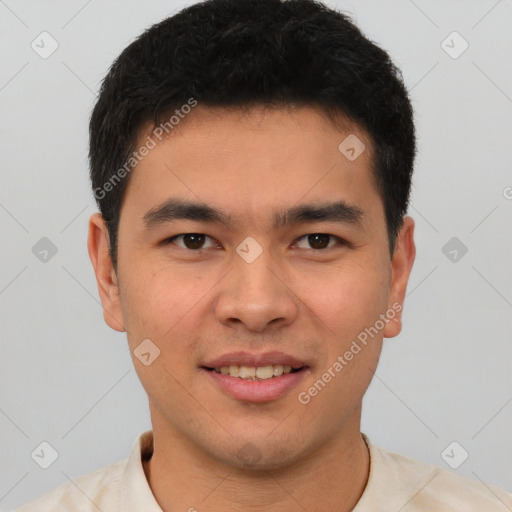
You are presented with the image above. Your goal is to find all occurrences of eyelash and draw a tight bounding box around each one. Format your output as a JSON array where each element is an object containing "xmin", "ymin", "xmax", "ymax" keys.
[{"xmin": 162, "ymin": 233, "xmax": 347, "ymax": 251}]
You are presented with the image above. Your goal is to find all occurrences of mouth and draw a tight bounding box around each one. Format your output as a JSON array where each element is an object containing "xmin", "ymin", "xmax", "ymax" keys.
[
  {"xmin": 202, "ymin": 364, "xmax": 305, "ymax": 380},
  {"xmin": 199, "ymin": 352, "xmax": 310, "ymax": 402}
]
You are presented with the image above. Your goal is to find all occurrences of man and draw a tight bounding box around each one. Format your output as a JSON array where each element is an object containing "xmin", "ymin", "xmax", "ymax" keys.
[{"xmin": 16, "ymin": 0, "xmax": 511, "ymax": 510}]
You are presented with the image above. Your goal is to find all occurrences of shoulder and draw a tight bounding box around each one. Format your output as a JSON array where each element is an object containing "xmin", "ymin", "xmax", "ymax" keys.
[
  {"xmin": 14, "ymin": 458, "xmax": 126, "ymax": 512},
  {"xmin": 366, "ymin": 442, "xmax": 512, "ymax": 511}
]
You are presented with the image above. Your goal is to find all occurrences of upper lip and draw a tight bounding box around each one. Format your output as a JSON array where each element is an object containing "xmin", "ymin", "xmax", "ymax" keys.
[{"xmin": 202, "ymin": 351, "xmax": 308, "ymax": 369}]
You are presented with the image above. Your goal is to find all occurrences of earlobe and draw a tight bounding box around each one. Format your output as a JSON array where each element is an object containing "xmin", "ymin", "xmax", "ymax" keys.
[
  {"xmin": 383, "ymin": 216, "xmax": 416, "ymax": 339},
  {"xmin": 87, "ymin": 213, "xmax": 126, "ymax": 332}
]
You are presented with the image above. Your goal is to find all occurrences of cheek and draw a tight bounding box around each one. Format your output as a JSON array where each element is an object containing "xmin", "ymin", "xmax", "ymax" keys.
[
  {"xmin": 119, "ymin": 267, "xmax": 206, "ymax": 397},
  {"xmin": 118, "ymin": 262, "xmax": 199, "ymax": 345},
  {"xmin": 299, "ymin": 259, "xmax": 390, "ymax": 340},
  {"xmin": 119, "ymin": 263, "xmax": 218, "ymax": 377}
]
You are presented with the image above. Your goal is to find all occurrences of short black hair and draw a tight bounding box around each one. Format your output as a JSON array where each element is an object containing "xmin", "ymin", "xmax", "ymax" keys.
[{"xmin": 89, "ymin": 0, "xmax": 416, "ymax": 271}]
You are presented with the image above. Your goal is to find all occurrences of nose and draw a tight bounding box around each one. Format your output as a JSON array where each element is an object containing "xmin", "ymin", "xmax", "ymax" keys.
[{"xmin": 214, "ymin": 249, "xmax": 299, "ymax": 333}]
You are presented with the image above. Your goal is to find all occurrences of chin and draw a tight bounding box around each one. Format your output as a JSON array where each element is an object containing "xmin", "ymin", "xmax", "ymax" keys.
[{"xmin": 208, "ymin": 434, "xmax": 307, "ymax": 472}]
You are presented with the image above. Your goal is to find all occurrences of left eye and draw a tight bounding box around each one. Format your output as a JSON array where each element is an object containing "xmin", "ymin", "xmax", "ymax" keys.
[
  {"xmin": 165, "ymin": 233, "xmax": 217, "ymax": 250},
  {"xmin": 294, "ymin": 234, "xmax": 342, "ymax": 250}
]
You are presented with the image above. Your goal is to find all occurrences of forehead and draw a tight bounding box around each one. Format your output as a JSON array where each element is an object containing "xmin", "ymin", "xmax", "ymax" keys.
[{"xmin": 121, "ymin": 105, "xmax": 381, "ymax": 229}]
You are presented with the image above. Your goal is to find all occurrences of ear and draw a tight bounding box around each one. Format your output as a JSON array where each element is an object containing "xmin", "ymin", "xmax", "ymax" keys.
[
  {"xmin": 383, "ymin": 215, "xmax": 416, "ymax": 338},
  {"xmin": 87, "ymin": 212, "xmax": 126, "ymax": 332}
]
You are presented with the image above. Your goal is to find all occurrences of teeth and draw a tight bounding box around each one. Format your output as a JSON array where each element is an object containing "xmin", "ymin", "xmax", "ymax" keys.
[
  {"xmin": 228, "ymin": 365, "xmax": 239, "ymax": 377},
  {"xmin": 213, "ymin": 364, "xmax": 298, "ymax": 380},
  {"xmin": 256, "ymin": 365, "xmax": 273, "ymax": 379},
  {"xmin": 239, "ymin": 366, "xmax": 256, "ymax": 379},
  {"xmin": 273, "ymin": 365, "xmax": 284, "ymax": 377}
]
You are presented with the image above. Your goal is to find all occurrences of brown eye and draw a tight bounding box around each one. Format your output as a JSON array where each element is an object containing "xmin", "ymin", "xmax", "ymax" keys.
[
  {"xmin": 308, "ymin": 234, "xmax": 331, "ymax": 249},
  {"xmin": 295, "ymin": 233, "xmax": 339, "ymax": 250},
  {"xmin": 182, "ymin": 234, "xmax": 205, "ymax": 249},
  {"xmin": 166, "ymin": 233, "xmax": 216, "ymax": 250}
]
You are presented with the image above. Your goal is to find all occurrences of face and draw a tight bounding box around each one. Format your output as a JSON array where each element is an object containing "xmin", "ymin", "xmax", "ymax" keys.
[{"xmin": 88, "ymin": 105, "xmax": 415, "ymax": 470}]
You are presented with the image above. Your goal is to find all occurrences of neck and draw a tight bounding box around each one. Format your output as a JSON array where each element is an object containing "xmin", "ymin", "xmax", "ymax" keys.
[{"xmin": 143, "ymin": 410, "xmax": 370, "ymax": 512}]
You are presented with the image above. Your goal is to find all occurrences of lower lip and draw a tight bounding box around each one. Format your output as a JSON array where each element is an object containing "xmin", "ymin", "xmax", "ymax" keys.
[{"xmin": 201, "ymin": 367, "xmax": 308, "ymax": 403}]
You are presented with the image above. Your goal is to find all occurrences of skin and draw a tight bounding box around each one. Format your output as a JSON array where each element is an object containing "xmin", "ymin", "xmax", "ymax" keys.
[{"xmin": 88, "ymin": 105, "xmax": 415, "ymax": 512}]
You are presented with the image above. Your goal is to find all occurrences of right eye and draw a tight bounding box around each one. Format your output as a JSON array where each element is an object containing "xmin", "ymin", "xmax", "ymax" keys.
[{"xmin": 162, "ymin": 233, "xmax": 218, "ymax": 250}]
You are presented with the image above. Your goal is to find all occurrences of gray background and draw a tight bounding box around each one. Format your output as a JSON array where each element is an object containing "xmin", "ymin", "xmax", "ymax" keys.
[{"xmin": 1, "ymin": 0, "xmax": 511, "ymax": 509}]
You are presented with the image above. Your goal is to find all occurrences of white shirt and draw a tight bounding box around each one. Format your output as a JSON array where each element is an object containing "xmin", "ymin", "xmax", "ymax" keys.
[{"xmin": 15, "ymin": 430, "xmax": 512, "ymax": 511}]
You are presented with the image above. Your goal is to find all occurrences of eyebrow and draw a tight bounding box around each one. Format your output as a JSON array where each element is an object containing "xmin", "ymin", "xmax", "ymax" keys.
[{"xmin": 142, "ymin": 197, "xmax": 365, "ymax": 230}]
